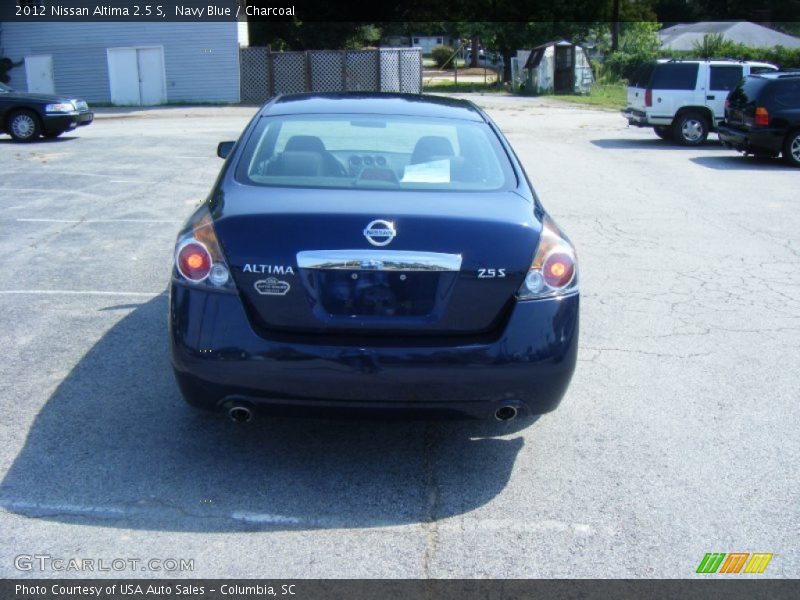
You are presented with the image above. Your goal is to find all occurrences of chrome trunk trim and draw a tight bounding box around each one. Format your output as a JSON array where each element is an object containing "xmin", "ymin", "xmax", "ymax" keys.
[{"xmin": 296, "ymin": 250, "xmax": 462, "ymax": 272}]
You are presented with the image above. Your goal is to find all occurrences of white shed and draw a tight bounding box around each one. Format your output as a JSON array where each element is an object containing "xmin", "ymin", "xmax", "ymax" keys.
[{"xmin": 521, "ymin": 41, "xmax": 593, "ymax": 94}]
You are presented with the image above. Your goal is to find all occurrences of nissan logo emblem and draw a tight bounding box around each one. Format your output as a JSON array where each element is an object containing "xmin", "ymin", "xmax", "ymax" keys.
[{"xmin": 363, "ymin": 219, "xmax": 396, "ymax": 247}]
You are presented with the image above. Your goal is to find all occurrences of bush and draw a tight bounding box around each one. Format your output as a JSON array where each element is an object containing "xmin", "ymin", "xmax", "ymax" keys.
[
  {"xmin": 431, "ymin": 45, "xmax": 455, "ymax": 69},
  {"xmin": 599, "ymin": 37, "xmax": 800, "ymax": 85},
  {"xmin": 601, "ymin": 51, "xmax": 656, "ymax": 83}
]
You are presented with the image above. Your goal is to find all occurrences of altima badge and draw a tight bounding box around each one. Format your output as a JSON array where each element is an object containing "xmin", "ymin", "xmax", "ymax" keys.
[
  {"xmin": 254, "ymin": 278, "xmax": 290, "ymax": 296},
  {"xmin": 363, "ymin": 219, "xmax": 396, "ymax": 247}
]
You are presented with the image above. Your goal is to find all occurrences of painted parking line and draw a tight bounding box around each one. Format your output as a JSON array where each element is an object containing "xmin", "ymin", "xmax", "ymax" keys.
[
  {"xmin": 0, "ymin": 290, "xmax": 162, "ymax": 297},
  {"xmin": 0, "ymin": 187, "xmax": 103, "ymax": 199},
  {"xmin": 230, "ymin": 511, "xmax": 303, "ymax": 525},
  {"xmin": 0, "ymin": 500, "xmax": 307, "ymax": 526},
  {"xmin": 15, "ymin": 218, "xmax": 181, "ymax": 224},
  {"xmin": 0, "ymin": 500, "xmax": 126, "ymax": 518}
]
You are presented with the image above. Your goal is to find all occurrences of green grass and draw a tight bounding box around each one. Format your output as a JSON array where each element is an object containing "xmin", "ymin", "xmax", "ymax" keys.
[
  {"xmin": 551, "ymin": 83, "xmax": 627, "ymax": 111},
  {"xmin": 422, "ymin": 81, "xmax": 508, "ymax": 94},
  {"xmin": 422, "ymin": 58, "xmax": 468, "ymax": 69}
]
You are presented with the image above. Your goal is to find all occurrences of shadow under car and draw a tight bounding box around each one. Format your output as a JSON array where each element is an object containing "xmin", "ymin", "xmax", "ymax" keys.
[
  {"xmin": 590, "ymin": 137, "xmax": 727, "ymax": 150},
  {"xmin": 0, "ymin": 294, "xmax": 529, "ymax": 532},
  {"xmin": 689, "ymin": 155, "xmax": 792, "ymax": 171}
]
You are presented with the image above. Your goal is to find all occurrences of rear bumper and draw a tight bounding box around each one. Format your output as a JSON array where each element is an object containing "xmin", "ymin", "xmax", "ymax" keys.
[
  {"xmin": 622, "ymin": 109, "xmax": 672, "ymax": 128},
  {"xmin": 169, "ymin": 283, "xmax": 579, "ymax": 420},
  {"xmin": 717, "ymin": 123, "xmax": 784, "ymax": 155}
]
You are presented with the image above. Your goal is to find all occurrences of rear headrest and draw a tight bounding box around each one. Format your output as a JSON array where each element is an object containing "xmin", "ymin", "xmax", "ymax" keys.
[
  {"xmin": 411, "ymin": 136, "xmax": 455, "ymax": 164},
  {"xmin": 285, "ymin": 135, "xmax": 326, "ymax": 153},
  {"xmin": 268, "ymin": 151, "xmax": 324, "ymax": 177}
]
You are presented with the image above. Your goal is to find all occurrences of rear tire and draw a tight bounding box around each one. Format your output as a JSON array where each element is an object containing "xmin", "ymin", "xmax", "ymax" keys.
[
  {"xmin": 783, "ymin": 130, "xmax": 800, "ymax": 167},
  {"xmin": 653, "ymin": 126, "xmax": 673, "ymax": 140},
  {"xmin": 672, "ymin": 111, "xmax": 709, "ymax": 146},
  {"xmin": 7, "ymin": 109, "xmax": 41, "ymax": 142}
]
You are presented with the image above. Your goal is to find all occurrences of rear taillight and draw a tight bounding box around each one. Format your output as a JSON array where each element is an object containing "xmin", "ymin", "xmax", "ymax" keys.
[
  {"xmin": 177, "ymin": 241, "xmax": 211, "ymax": 281},
  {"xmin": 754, "ymin": 106, "xmax": 769, "ymax": 126},
  {"xmin": 174, "ymin": 206, "xmax": 232, "ymax": 289},
  {"xmin": 543, "ymin": 252, "xmax": 576, "ymax": 288},
  {"xmin": 645, "ymin": 88, "xmax": 652, "ymax": 107},
  {"xmin": 517, "ymin": 215, "xmax": 578, "ymax": 300}
]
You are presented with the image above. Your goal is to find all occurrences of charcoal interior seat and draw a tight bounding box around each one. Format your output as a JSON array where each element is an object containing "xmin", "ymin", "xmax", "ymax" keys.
[
  {"xmin": 283, "ymin": 135, "xmax": 346, "ymax": 176},
  {"xmin": 265, "ymin": 151, "xmax": 324, "ymax": 177},
  {"xmin": 410, "ymin": 136, "xmax": 455, "ymax": 164}
]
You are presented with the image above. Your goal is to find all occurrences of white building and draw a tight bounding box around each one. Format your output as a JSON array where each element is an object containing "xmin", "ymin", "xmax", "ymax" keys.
[
  {"xmin": 411, "ymin": 34, "xmax": 455, "ymax": 55},
  {"xmin": 0, "ymin": 21, "xmax": 249, "ymax": 104}
]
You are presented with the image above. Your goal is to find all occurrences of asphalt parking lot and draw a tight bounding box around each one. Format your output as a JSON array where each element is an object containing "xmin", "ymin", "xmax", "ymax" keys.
[{"xmin": 1, "ymin": 96, "xmax": 798, "ymax": 578}]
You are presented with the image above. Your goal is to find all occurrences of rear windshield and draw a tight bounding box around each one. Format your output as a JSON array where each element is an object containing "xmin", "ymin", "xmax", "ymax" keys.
[
  {"xmin": 728, "ymin": 76, "xmax": 770, "ymax": 107},
  {"xmin": 629, "ymin": 64, "xmax": 654, "ymax": 88},
  {"xmin": 236, "ymin": 115, "xmax": 515, "ymax": 192},
  {"xmin": 649, "ymin": 64, "xmax": 699, "ymax": 90}
]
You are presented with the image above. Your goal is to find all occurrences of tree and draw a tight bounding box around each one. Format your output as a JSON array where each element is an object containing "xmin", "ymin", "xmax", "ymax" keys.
[
  {"xmin": 249, "ymin": 22, "xmax": 380, "ymax": 51},
  {"xmin": 692, "ymin": 33, "xmax": 727, "ymax": 59},
  {"xmin": 0, "ymin": 57, "xmax": 19, "ymax": 84},
  {"xmin": 599, "ymin": 22, "xmax": 662, "ymax": 82}
]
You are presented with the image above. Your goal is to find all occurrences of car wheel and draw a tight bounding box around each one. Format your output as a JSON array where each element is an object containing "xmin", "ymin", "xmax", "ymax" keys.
[
  {"xmin": 43, "ymin": 130, "xmax": 64, "ymax": 139},
  {"xmin": 783, "ymin": 130, "xmax": 800, "ymax": 167},
  {"xmin": 7, "ymin": 109, "xmax": 42, "ymax": 142},
  {"xmin": 673, "ymin": 112, "xmax": 708, "ymax": 146},
  {"xmin": 653, "ymin": 126, "xmax": 673, "ymax": 140}
]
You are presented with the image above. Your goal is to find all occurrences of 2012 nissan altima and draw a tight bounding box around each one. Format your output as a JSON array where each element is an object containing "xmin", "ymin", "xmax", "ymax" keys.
[{"xmin": 168, "ymin": 93, "xmax": 579, "ymax": 424}]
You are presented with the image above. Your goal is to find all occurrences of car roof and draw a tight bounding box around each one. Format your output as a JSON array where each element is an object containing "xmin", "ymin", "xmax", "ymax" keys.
[
  {"xmin": 258, "ymin": 93, "xmax": 486, "ymax": 122},
  {"xmin": 655, "ymin": 58, "xmax": 776, "ymax": 68},
  {"xmin": 750, "ymin": 70, "xmax": 800, "ymax": 80}
]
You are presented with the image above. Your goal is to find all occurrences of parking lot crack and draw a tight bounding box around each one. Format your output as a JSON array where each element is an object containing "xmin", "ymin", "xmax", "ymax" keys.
[
  {"xmin": 582, "ymin": 346, "xmax": 711, "ymax": 359},
  {"xmin": 421, "ymin": 422, "xmax": 441, "ymax": 578}
]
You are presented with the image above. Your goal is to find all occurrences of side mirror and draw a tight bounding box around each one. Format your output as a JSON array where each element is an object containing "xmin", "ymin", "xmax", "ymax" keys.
[{"xmin": 217, "ymin": 141, "xmax": 235, "ymax": 159}]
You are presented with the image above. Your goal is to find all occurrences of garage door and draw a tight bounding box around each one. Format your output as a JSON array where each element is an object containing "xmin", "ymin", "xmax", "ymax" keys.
[{"xmin": 107, "ymin": 47, "xmax": 166, "ymax": 106}]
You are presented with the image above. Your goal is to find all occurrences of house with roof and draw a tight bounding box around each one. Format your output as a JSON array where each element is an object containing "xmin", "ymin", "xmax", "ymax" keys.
[
  {"xmin": 659, "ymin": 22, "xmax": 800, "ymax": 51},
  {"xmin": 411, "ymin": 34, "xmax": 456, "ymax": 55}
]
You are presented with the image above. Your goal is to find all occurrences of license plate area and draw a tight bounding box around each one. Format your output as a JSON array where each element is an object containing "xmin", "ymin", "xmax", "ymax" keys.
[{"xmin": 311, "ymin": 270, "xmax": 441, "ymax": 317}]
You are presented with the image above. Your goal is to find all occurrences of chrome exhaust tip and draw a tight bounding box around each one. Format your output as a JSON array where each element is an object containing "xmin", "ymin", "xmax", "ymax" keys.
[
  {"xmin": 494, "ymin": 405, "xmax": 518, "ymax": 422},
  {"xmin": 228, "ymin": 405, "xmax": 253, "ymax": 423}
]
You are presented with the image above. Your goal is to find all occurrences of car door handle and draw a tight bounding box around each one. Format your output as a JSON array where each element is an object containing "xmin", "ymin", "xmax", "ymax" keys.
[{"xmin": 706, "ymin": 95, "xmax": 715, "ymax": 100}]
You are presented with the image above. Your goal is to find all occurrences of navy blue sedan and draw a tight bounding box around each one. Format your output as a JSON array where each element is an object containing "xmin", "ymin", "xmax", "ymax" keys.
[{"xmin": 169, "ymin": 93, "xmax": 578, "ymax": 424}]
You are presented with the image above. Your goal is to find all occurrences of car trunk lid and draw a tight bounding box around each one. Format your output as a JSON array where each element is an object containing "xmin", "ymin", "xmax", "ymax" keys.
[
  {"xmin": 726, "ymin": 76, "xmax": 770, "ymax": 129},
  {"xmin": 626, "ymin": 63, "xmax": 655, "ymax": 111},
  {"xmin": 213, "ymin": 188, "xmax": 539, "ymax": 337}
]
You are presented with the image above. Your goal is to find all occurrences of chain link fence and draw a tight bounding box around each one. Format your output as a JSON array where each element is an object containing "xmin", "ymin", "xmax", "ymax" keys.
[{"xmin": 240, "ymin": 48, "xmax": 422, "ymax": 104}]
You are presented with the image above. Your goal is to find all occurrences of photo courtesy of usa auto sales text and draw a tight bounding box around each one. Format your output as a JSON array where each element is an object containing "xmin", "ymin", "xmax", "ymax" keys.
[{"xmin": 15, "ymin": 583, "xmax": 298, "ymax": 596}]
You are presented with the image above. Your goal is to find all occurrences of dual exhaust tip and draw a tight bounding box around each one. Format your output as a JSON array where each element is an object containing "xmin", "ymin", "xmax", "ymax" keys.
[
  {"xmin": 494, "ymin": 405, "xmax": 519, "ymax": 422},
  {"xmin": 228, "ymin": 405, "xmax": 253, "ymax": 423},
  {"xmin": 228, "ymin": 403, "xmax": 519, "ymax": 423}
]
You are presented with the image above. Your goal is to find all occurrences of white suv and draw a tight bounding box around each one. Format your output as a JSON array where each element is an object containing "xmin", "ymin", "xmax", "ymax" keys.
[{"xmin": 622, "ymin": 59, "xmax": 777, "ymax": 145}]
